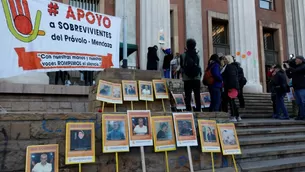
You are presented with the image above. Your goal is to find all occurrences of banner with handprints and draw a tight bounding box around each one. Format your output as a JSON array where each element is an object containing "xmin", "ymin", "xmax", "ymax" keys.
[{"xmin": 0, "ymin": 0, "xmax": 121, "ymax": 78}]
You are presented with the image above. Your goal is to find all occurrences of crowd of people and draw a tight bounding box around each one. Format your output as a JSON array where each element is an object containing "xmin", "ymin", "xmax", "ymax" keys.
[{"xmin": 146, "ymin": 38, "xmax": 305, "ymax": 122}]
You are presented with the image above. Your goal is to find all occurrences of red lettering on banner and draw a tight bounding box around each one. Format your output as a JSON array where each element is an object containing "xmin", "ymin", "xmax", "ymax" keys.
[
  {"xmin": 65, "ymin": 7, "xmax": 112, "ymax": 28},
  {"xmin": 77, "ymin": 8, "xmax": 85, "ymax": 21},
  {"xmin": 66, "ymin": 6, "xmax": 76, "ymax": 20}
]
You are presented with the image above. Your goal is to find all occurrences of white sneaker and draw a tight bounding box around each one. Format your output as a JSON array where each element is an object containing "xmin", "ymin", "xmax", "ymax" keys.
[
  {"xmin": 237, "ymin": 117, "xmax": 242, "ymax": 121},
  {"xmin": 229, "ymin": 117, "xmax": 237, "ymax": 122}
]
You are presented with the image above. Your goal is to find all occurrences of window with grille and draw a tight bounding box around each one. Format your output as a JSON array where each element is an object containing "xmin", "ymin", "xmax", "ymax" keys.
[
  {"xmin": 259, "ymin": 0, "xmax": 274, "ymax": 10},
  {"xmin": 69, "ymin": 0, "xmax": 99, "ymax": 12},
  {"xmin": 263, "ymin": 31, "xmax": 275, "ymax": 50},
  {"xmin": 263, "ymin": 29, "xmax": 277, "ymax": 66},
  {"xmin": 212, "ymin": 20, "xmax": 230, "ymax": 55}
]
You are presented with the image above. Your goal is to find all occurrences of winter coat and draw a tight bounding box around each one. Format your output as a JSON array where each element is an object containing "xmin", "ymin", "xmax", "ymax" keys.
[
  {"xmin": 222, "ymin": 64, "xmax": 239, "ymax": 91},
  {"xmin": 206, "ymin": 61, "xmax": 223, "ymax": 88},
  {"xmin": 147, "ymin": 47, "xmax": 159, "ymax": 70},
  {"xmin": 286, "ymin": 63, "xmax": 305, "ymax": 90},
  {"xmin": 272, "ymin": 70, "xmax": 289, "ymax": 94},
  {"xmin": 232, "ymin": 62, "xmax": 247, "ymax": 88}
]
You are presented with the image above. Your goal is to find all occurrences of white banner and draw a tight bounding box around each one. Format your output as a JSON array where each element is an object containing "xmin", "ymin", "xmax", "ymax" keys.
[{"xmin": 0, "ymin": 0, "xmax": 121, "ymax": 78}]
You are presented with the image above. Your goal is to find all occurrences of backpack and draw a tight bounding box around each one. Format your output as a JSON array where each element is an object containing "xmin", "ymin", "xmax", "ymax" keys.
[
  {"xmin": 203, "ymin": 64, "xmax": 215, "ymax": 86},
  {"xmin": 182, "ymin": 53, "xmax": 201, "ymax": 78}
]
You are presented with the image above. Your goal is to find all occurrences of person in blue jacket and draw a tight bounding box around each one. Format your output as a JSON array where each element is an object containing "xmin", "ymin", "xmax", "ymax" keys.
[{"xmin": 205, "ymin": 54, "xmax": 223, "ymax": 111}]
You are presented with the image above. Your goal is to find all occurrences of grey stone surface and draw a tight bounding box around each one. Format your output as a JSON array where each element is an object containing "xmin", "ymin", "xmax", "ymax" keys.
[{"xmin": 29, "ymin": 102, "xmax": 47, "ymax": 111}]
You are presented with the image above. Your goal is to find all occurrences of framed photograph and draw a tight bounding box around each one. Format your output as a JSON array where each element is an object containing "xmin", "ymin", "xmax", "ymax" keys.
[
  {"xmin": 138, "ymin": 81, "xmax": 154, "ymax": 101},
  {"xmin": 172, "ymin": 93, "xmax": 186, "ymax": 110},
  {"xmin": 127, "ymin": 110, "xmax": 153, "ymax": 147},
  {"xmin": 25, "ymin": 144, "xmax": 59, "ymax": 172},
  {"xmin": 65, "ymin": 123, "xmax": 95, "ymax": 164},
  {"xmin": 112, "ymin": 83, "xmax": 123, "ymax": 104},
  {"xmin": 198, "ymin": 120, "xmax": 221, "ymax": 152},
  {"xmin": 96, "ymin": 80, "xmax": 113, "ymax": 103},
  {"xmin": 153, "ymin": 79, "xmax": 169, "ymax": 99},
  {"xmin": 217, "ymin": 123, "xmax": 241, "ymax": 155},
  {"xmin": 201, "ymin": 92, "xmax": 211, "ymax": 108},
  {"xmin": 122, "ymin": 80, "xmax": 139, "ymax": 101},
  {"xmin": 102, "ymin": 114, "xmax": 129, "ymax": 153},
  {"xmin": 172, "ymin": 113, "xmax": 198, "ymax": 147},
  {"xmin": 152, "ymin": 116, "xmax": 176, "ymax": 152}
]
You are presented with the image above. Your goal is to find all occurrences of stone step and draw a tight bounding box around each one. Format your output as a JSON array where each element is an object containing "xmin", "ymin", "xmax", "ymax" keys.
[
  {"xmin": 239, "ymin": 144, "xmax": 305, "ymax": 159},
  {"xmin": 236, "ymin": 119, "xmax": 305, "ymax": 128},
  {"xmin": 237, "ymin": 126, "xmax": 305, "ymax": 136},
  {"xmin": 239, "ymin": 156, "xmax": 305, "ymax": 172},
  {"xmin": 195, "ymin": 167, "xmax": 236, "ymax": 172},
  {"xmin": 237, "ymin": 151, "xmax": 305, "ymax": 163},
  {"xmin": 239, "ymin": 134, "xmax": 305, "ymax": 146}
]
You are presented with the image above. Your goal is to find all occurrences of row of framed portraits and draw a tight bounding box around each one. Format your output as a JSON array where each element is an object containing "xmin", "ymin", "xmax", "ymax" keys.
[
  {"xmin": 172, "ymin": 92, "xmax": 211, "ymax": 110},
  {"xmin": 96, "ymin": 79, "xmax": 169, "ymax": 104},
  {"xmin": 25, "ymin": 111, "xmax": 241, "ymax": 171}
]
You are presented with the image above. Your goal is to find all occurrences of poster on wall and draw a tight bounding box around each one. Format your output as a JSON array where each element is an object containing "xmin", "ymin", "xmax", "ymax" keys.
[
  {"xmin": 102, "ymin": 114, "xmax": 129, "ymax": 153},
  {"xmin": 127, "ymin": 110, "xmax": 153, "ymax": 147},
  {"xmin": 25, "ymin": 144, "xmax": 59, "ymax": 172},
  {"xmin": 122, "ymin": 80, "xmax": 139, "ymax": 101},
  {"xmin": 172, "ymin": 93, "xmax": 186, "ymax": 110},
  {"xmin": 153, "ymin": 79, "xmax": 169, "ymax": 99},
  {"xmin": 96, "ymin": 80, "xmax": 113, "ymax": 103},
  {"xmin": 172, "ymin": 113, "xmax": 198, "ymax": 147},
  {"xmin": 152, "ymin": 116, "xmax": 176, "ymax": 152},
  {"xmin": 198, "ymin": 120, "xmax": 221, "ymax": 152},
  {"xmin": 65, "ymin": 122, "xmax": 95, "ymax": 164},
  {"xmin": 0, "ymin": 0, "xmax": 121, "ymax": 78},
  {"xmin": 217, "ymin": 123, "xmax": 241, "ymax": 155},
  {"xmin": 138, "ymin": 81, "xmax": 154, "ymax": 101},
  {"xmin": 200, "ymin": 92, "xmax": 211, "ymax": 108}
]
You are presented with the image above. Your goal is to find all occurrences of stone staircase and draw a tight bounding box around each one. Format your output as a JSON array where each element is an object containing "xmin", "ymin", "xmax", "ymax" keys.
[{"xmin": 235, "ymin": 119, "xmax": 305, "ymax": 172}]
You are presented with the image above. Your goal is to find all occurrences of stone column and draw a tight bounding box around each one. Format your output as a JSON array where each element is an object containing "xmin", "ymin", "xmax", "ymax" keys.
[
  {"xmin": 184, "ymin": 0, "xmax": 204, "ymax": 72},
  {"xmin": 140, "ymin": 0, "xmax": 171, "ymax": 70},
  {"xmin": 115, "ymin": 0, "xmax": 137, "ymax": 67},
  {"xmin": 228, "ymin": 0, "xmax": 262, "ymax": 93}
]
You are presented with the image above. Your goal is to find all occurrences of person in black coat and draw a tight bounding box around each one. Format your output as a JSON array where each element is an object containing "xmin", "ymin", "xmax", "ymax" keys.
[
  {"xmin": 221, "ymin": 55, "xmax": 240, "ymax": 122},
  {"xmin": 147, "ymin": 45, "xmax": 159, "ymax": 70},
  {"xmin": 232, "ymin": 56, "xmax": 247, "ymax": 108},
  {"xmin": 272, "ymin": 65, "xmax": 289, "ymax": 119}
]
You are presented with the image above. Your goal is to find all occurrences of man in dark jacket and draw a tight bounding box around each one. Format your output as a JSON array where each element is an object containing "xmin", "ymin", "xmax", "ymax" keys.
[
  {"xmin": 205, "ymin": 54, "xmax": 223, "ymax": 112},
  {"xmin": 232, "ymin": 56, "xmax": 247, "ymax": 108},
  {"xmin": 273, "ymin": 65, "xmax": 289, "ymax": 119},
  {"xmin": 147, "ymin": 45, "xmax": 159, "ymax": 70},
  {"xmin": 286, "ymin": 56, "xmax": 305, "ymax": 120}
]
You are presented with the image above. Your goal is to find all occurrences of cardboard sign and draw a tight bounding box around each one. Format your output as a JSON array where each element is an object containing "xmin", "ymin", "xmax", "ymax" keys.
[
  {"xmin": 172, "ymin": 93, "xmax": 186, "ymax": 110},
  {"xmin": 65, "ymin": 122, "xmax": 95, "ymax": 164},
  {"xmin": 26, "ymin": 144, "xmax": 59, "ymax": 172},
  {"xmin": 102, "ymin": 114, "xmax": 129, "ymax": 153},
  {"xmin": 198, "ymin": 120, "xmax": 221, "ymax": 152},
  {"xmin": 112, "ymin": 83, "xmax": 123, "ymax": 104},
  {"xmin": 138, "ymin": 81, "xmax": 154, "ymax": 101},
  {"xmin": 153, "ymin": 79, "xmax": 169, "ymax": 99},
  {"xmin": 152, "ymin": 116, "xmax": 176, "ymax": 152},
  {"xmin": 0, "ymin": 0, "xmax": 121, "ymax": 78},
  {"xmin": 96, "ymin": 80, "xmax": 122, "ymax": 104},
  {"xmin": 122, "ymin": 80, "xmax": 139, "ymax": 101},
  {"xmin": 127, "ymin": 110, "xmax": 153, "ymax": 147},
  {"xmin": 172, "ymin": 113, "xmax": 198, "ymax": 147},
  {"xmin": 217, "ymin": 123, "xmax": 241, "ymax": 155}
]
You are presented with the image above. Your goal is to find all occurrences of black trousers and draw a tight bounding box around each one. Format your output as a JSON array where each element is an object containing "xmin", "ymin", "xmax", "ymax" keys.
[
  {"xmin": 238, "ymin": 87, "xmax": 245, "ymax": 108},
  {"xmin": 184, "ymin": 80, "xmax": 201, "ymax": 112},
  {"xmin": 55, "ymin": 71, "xmax": 70, "ymax": 85},
  {"xmin": 271, "ymin": 94, "xmax": 276, "ymax": 115},
  {"xmin": 222, "ymin": 91, "xmax": 239, "ymax": 118}
]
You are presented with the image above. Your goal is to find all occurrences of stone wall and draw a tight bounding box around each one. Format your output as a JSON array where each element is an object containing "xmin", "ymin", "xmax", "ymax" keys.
[
  {"xmin": 0, "ymin": 82, "xmax": 89, "ymax": 113},
  {"xmin": 0, "ymin": 112, "xmax": 231, "ymax": 172}
]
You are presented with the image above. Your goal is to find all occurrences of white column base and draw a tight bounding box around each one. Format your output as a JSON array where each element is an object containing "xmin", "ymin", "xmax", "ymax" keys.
[
  {"xmin": 243, "ymin": 83, "xmax": 263, "ymax": 93},
  {"xmin": 0, "ymin": 72, "xmax": 49, "ymax": 85}
]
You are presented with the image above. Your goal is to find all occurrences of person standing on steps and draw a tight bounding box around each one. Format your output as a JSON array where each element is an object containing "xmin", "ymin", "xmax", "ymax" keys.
[
  {"xmin": 180, "ymin": 39, "xmax": 202, "ymax": 112},
  {"xmin": 272, "ymin": 65, "xmax": 290, "ymax": 120},
  {"xmin": 232, "ymin": 56, "xmax": 247, "ymax": 109},
  {"xmin": 146, "ymin": 45, "xmax": 159, "ymax": 70}
]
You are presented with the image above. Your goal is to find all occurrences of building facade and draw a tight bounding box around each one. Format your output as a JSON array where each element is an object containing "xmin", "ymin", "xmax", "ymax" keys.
[{"xmin": 2, "ymin": 0, "xmax": 304, "ymax": 93}]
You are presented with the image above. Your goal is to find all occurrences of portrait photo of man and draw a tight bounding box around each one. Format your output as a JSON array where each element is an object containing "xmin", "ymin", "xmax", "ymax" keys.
[
  {"xmin": 156, "ymin": 83, "xmax": 166, "ymax": 93},
  {"xmin": 203, "ymin": 126, "xmax": 216, "ymax": 142},
  {"xmin": 221, "ymin": 129, "xmax": 237, "ymax": 145},
  {"xmin": 100, "ymin": 85, "xmax": 111, "ymax": 96},
  {"xmin": 107, "ymin": 121, "xmax": 125, "ymax": 141},
  {"xmin": 156, "ymin": 122, "xmax": 172, "ymax": 141},
  {"xmin": 133, "ymin": 118, "xmax": 148, "ymax": 135},
  {"xmin": 70, "ymin": 130, "xmax": 92, "ymax": 151},
  {"xmin": 125, "ymin": 84, "xmax": 136, "ymax": 95},
  {"xmin": 113, "ymin": 87, "xmax": 121, "ymax": 98},
  {"xmin": 31, "ymin": 153, "xmax": 54, "ymax": 172},
  {"xmin": 141, "ymin": 85, "xmax": 152, "ymax": 95},
  {"xmin": 178, "ymin": 121, "xmax": 193, "ymax": 136}
]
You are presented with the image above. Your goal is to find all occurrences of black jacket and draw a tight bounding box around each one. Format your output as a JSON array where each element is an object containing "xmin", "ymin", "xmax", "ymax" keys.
[
  {"xmin": 163, "ymin": 54, "xmax": 173, "ymax": 69},
  {"xmin": 232, "ymin": 62, "xmax": 247, "ymax": 87},
  {"xmin": 272, "ymin": 70, "xmax": 288, "ymax": 94},
  {"xmin": 147, "ymin": 47, "xmax": 159, "ymax": 70},
  {"xmin": 222, "ymin": 64, "xmax": 239, "ymax": 91},
  {"xmin": 286, "ymin": 63, "xmax": 305, "ymax": 90}
]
